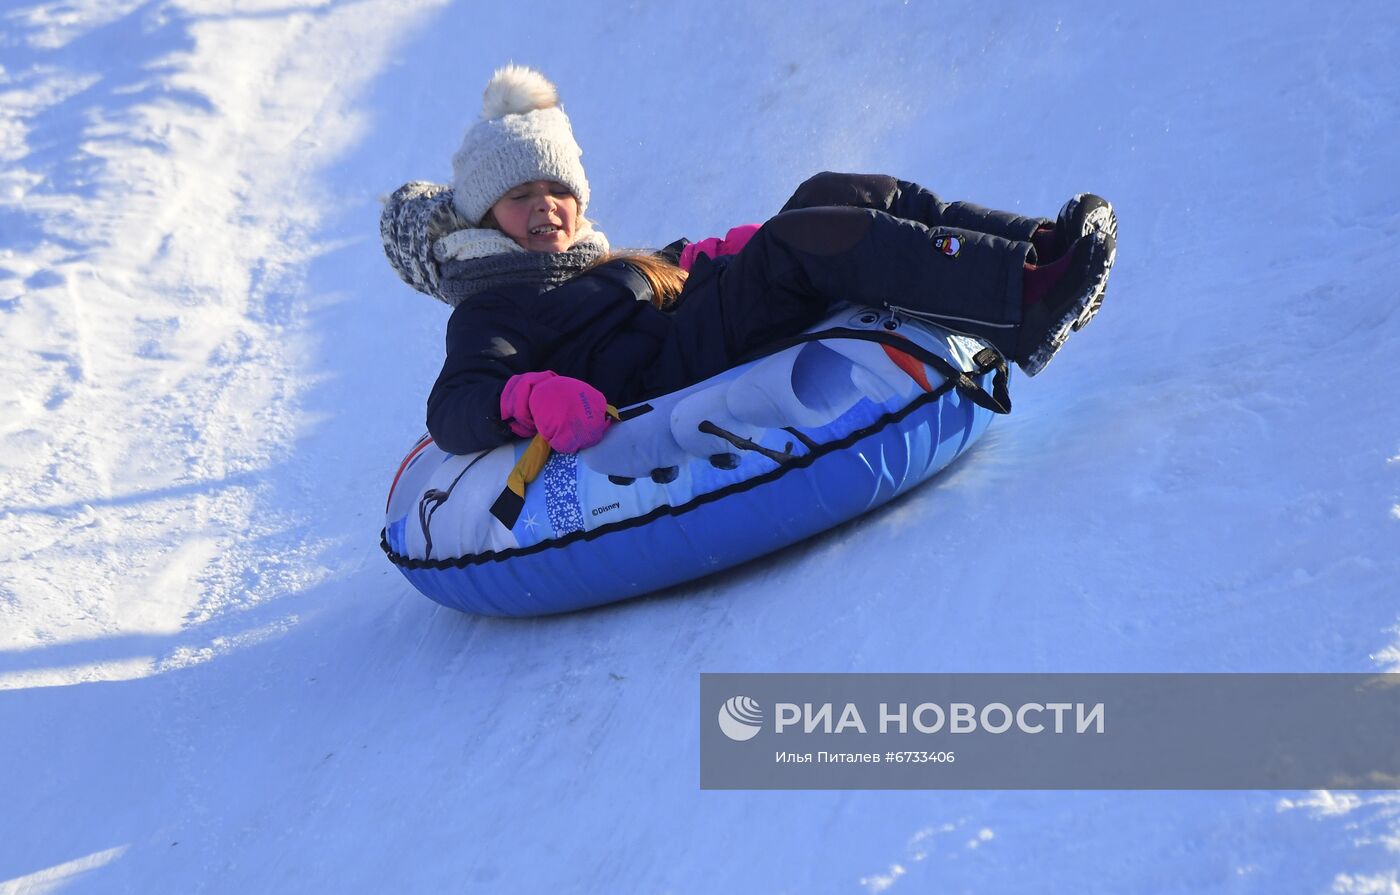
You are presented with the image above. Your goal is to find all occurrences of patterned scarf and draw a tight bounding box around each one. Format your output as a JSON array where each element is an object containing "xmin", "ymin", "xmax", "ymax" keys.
[
  {"xmin": 379, "ymin": 180, "xmax": 610, "ymax": 307},
  {"xmin": 433, "ymin": 224, "xmax": 610, "ymax": 306}
]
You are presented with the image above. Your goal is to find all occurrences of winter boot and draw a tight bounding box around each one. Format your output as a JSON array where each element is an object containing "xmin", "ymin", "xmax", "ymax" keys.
[
  {"xmin": 1015, "ymin": 231, "xmax": 1116, "ymax": 376},
  {"xmin": 1055, "ymin": 194, "xmax": 1117, "ymax": 251},
  {"xmin": 1055, "ymin": 193, "xmax": 1117, "ymax": 329}
]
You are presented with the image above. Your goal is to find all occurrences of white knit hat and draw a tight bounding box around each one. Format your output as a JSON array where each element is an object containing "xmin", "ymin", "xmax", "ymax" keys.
[{"xmin": 450, "ymin": 65, "xmax": 590, "ymax": 226}]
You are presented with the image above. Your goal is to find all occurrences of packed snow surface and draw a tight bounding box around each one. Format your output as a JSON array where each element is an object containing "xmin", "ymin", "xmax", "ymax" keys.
[{"xmin": 2, "ymin": 1, "xmax": 1399, "ymax": 892}]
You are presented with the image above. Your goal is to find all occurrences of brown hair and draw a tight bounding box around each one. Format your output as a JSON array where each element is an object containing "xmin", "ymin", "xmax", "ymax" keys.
[{"xmin": 587, "ymin": 250, "xmax": 689, "ymax": 310}]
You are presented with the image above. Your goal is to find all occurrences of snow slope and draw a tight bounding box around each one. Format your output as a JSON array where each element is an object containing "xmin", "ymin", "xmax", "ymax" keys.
[{"xmin": 2, "ymin": 0, "xmax": 1399, "ymax": 891}]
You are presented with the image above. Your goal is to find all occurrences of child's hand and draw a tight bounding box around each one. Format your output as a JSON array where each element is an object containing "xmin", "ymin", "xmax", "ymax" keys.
[
  {"xmin": 500, "ymin": 371, "xmax": 610, "ymax": 453},
  {"xmin": 678, "ymin": 224, "xmax": 761, "ymax": 271},
  {"xmin": 499, "ymin": 371, "xmax": 556, "ymax": 438}
]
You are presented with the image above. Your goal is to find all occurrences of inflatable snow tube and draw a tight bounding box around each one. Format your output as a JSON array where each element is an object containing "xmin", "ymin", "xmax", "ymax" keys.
[{"xmin": 381, "ymin": 306, "xmax": 1011, "ymax": 617}]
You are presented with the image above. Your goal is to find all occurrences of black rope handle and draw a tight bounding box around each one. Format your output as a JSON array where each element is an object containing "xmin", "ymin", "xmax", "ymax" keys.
[{"xmin": 734, "ymin": 326, "xmax": 1011, "ymax": 414}]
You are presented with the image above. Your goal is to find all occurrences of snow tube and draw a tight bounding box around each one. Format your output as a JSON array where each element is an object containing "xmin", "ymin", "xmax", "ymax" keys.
[{"xmin": 381, "ymin": 306, "xmax": 1011, "ymax": 616}]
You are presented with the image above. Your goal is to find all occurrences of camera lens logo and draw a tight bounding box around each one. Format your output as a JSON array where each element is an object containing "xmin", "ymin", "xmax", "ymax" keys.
[{"xmin": 718, "ymin": 696, "xmax": 764, "ymax": 741}]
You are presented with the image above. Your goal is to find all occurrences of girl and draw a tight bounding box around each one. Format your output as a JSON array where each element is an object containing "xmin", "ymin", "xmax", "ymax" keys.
[{"xmin": 381, "ymin": 66, "xmax": 1117, "ymax": 456}]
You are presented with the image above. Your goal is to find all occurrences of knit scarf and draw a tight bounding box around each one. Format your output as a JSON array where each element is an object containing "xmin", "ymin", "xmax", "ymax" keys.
[{"xmin": 433, "ymin": 222, "xmax": 611, "ymax": 306}]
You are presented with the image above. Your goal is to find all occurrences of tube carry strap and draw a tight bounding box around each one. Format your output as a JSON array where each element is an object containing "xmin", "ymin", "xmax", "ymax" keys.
[
  {"xmin": 489, "ymin": 434, "xmax": 552, "ymax": 529},
  {"xmin": 488, "ymin": 405, "xmax": 624, "ymax": 529}
]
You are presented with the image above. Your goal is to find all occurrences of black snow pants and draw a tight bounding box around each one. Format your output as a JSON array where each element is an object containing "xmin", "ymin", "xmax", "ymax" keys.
[{"xmin": 669, "ymin": 172, "xmax": 1046, "ymax": 366}]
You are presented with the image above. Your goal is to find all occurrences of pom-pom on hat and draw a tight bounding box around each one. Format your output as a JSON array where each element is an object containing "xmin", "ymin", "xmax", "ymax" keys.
[{"xmin": 450, "ymin": 65, "xmax": 590, "ymax": 226}]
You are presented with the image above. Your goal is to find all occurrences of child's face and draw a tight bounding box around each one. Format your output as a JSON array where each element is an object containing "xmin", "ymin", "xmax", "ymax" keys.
[{"xmin": 489, "ymin": 180, "xmax": 580, "ymax": 253}]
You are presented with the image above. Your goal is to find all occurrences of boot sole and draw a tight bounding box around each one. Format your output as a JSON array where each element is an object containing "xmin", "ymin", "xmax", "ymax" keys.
[
  {"xmin": 1019, "ymin": 233, "xmax": 1114, "ymax": 377},
  {"xmin": 1065, "ymin": 195, "xmax": 1118, "ymax": 332}
]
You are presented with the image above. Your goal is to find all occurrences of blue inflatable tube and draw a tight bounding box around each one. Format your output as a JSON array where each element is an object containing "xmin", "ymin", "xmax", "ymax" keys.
[{"xmin": 381, "ymin": 306, "xmax": 1010, "ymax": 616}]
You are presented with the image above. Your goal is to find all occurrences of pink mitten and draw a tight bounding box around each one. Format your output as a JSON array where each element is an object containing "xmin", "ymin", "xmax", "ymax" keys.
[
  {"xmin": 527, "ymin": 375, "xmax": 610, "ymax": 453},
  {"xmin": 499, "ymin": 371, "xmax": 557, "ymax": 438},
  {"xmin": 678, "ymin": 223, "xmax": 761, "ymax": 271}
]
